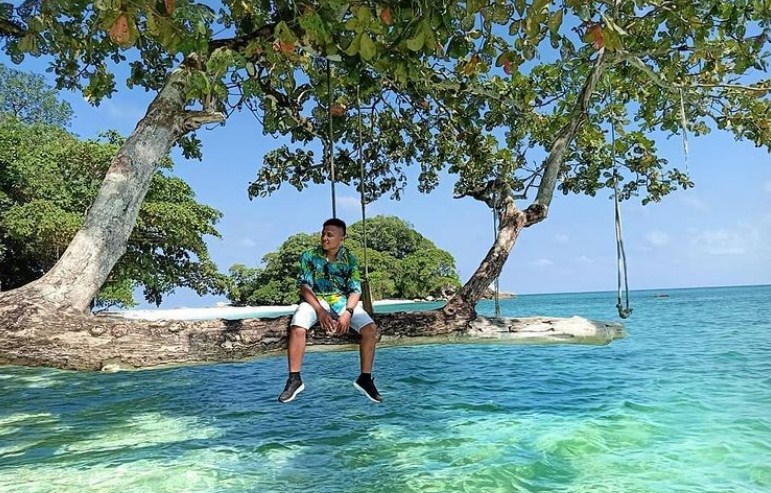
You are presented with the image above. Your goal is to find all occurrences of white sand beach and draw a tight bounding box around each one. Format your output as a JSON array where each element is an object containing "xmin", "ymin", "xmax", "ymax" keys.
[{"xmin": 106, "ymin": 299, "xmax": 419, "ymax": 321}]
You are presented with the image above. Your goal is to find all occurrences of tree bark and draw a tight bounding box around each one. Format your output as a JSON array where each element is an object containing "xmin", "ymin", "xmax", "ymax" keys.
[
  {"xmin": 444, "ymin": 194, "xmax": 524, "ymax": 318},
  {"xmin": 531, "ymin": 48, "xmax": 607, "ymax": 221},
  {"xmin": 0, "ymin": 307, "xmax": 624, "ymax": 371}
]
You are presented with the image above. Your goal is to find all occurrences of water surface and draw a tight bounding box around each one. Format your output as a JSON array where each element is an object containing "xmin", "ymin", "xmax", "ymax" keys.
[{"xmin": 1, "ymin": 285, "xmax": 769, "ymax": 492}]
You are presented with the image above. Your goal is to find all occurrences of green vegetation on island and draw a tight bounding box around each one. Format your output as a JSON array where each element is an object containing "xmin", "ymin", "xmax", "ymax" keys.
[{"xmin": 226, "ymin": 216, "xmax": 461, "ymax": 306}]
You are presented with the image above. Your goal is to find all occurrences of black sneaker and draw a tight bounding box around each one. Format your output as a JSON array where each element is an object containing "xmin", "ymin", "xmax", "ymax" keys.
[
  {"xmin": 278, "ymin": 376, "xmax": 305, "ymax": 403},
  {"xmin": 353, "ymin": 375, "xmax": 383, "ymax": 403}
]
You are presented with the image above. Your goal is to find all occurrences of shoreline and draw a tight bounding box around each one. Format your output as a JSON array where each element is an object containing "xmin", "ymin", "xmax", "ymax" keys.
[{"xmin": 105, "ymin": 299, "xmax": 421, "ymax": 322}]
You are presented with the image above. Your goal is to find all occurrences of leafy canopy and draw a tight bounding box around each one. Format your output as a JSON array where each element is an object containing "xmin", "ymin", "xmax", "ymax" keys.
[
  {"xmin": 0, "ymin": 63, "xmax": 73, "ymax": 126},
  {"xmin": 246, "ymin": 1, "xmax": 771, "ymax": 212},
  {"xmin": 2, "ymin": 1, "xmax": 769, "ymax": 219},
  {"xmin": 225, "ymin": 216, "xmax": 460, "ymax": 306}
]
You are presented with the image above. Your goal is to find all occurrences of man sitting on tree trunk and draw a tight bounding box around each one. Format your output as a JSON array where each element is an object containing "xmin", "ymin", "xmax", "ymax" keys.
[{"xmin": 278, "ymin": 218, "xmax": 382, "ymax": 404}]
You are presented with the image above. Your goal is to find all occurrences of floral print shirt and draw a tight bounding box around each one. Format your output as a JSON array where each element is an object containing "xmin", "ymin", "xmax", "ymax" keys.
[{"xmin": 297, "ymin": 245, "xmax": 362, "ymax": 312}]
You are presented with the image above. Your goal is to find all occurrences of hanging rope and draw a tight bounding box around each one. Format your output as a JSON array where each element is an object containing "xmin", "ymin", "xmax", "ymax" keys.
[
  {"xmin": 327, "ymin": 60, "xmax": 337, "ymax": 219},
  {"xmin": 610, "ymin": 120, "xmax": 633, "ymax": 319},
  {"xmin": 491, "ymin": 191, "xmax": 501, "ymax": 318},
  {"xmin": 357, "ymin": 84, "xmax": 374, "ymax": 316},
  {"xmin": 679, "ymin": 88, "xmax": 689, "ymax": 174}
]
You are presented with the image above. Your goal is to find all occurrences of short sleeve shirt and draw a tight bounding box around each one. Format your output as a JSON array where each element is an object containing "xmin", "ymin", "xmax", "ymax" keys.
[{"xmin": 297, "ymin": 245, "xmax": 362, "ymax": 312}]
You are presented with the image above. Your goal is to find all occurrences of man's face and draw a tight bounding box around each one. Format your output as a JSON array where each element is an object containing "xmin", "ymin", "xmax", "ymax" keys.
[{"xmin": 320, "ymin": 225, "xmax": 345, "ymax": 252}]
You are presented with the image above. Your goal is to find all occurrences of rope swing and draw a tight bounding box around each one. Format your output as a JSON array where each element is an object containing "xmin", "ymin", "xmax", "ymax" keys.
[
  {"xmin": 357, "ymin": 84, "xmax": 374, "ymax": 316},
  {"xmin": 327, "ymin": 60, "xmax": 337, "ymax": 219},
  {"xmin": 325, "ymin": 63, "xmax": 374, "ymax": 315},
  {"xmin": 610, "ymin": 121, "xmax": 633, "ymax": 319}
]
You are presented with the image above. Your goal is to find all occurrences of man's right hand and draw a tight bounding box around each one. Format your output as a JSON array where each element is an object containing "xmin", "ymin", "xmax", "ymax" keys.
[{"xmin": 316, "ymin": 309, "xmax": 338, "ymax": 335}]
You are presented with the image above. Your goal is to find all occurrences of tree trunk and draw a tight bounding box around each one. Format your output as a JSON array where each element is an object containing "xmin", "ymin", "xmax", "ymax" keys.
[
  {"xmin": 444, "ymin": 51, "xmax": 609, "ymax": 317},
  {"xmin": 0, "ymin": 68, "xmax": 192, "ymax": 315},
  {"xmin": 444, "ymin": 194, "xmax": 524, "ymax": 318},
  {"xmin": 0, "ymin": 308, "xmax": 624, "ymax": 371}
]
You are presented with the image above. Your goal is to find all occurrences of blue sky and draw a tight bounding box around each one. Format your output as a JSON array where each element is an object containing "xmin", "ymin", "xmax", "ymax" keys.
[{"xmin": 4, "ymin": 55, "xmax": 770, "ymax": 308}]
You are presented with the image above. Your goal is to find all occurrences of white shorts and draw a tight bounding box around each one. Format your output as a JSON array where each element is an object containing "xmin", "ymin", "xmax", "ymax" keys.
[{"xmin": 290, "ymin": 300, "xmax": 375, "ymax": 333}]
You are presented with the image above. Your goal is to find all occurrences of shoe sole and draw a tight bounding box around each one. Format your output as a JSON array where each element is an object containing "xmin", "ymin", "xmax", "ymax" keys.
[
  {"xmin": 353, "ymin": 381, "xmax": 383, "ymax": 403},
  {"xmin": 278, "ymin": 383, "xmax": 305, "ymax": 403}
]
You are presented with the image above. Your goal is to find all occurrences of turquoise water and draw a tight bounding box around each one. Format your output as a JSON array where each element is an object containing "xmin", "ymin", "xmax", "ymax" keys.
[{"xmin": 1, "ymin": 285, "xmax": 770, "ymax": 492}]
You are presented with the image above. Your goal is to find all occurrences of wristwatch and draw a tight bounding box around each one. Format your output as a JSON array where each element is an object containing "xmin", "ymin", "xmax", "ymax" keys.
[{"xmin": 345, "ymin": 307, "xmax": 354, "ymax": 316}]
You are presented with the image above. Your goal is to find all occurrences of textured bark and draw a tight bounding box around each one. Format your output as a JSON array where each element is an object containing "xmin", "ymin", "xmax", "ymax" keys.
[
  {"xmin": 444, "ymin": 194, "xmax": 524, "ymax": 318},
  {"xmin": 2, "ymin": 68, "xmax": 192, "ymax": 313},
  {"xmin": 0, "ymin": 297, "xmax": 624, "ymax": 371}
]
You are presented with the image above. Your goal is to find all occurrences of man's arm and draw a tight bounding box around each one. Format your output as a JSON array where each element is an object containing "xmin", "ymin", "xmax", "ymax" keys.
[
  {"xmin": 299, "ymin": 284, "xmax": 325, "ymax": 313},
  {"xmin": 335, "ymin": 253, "xmax": 363, "ymax": 334}
]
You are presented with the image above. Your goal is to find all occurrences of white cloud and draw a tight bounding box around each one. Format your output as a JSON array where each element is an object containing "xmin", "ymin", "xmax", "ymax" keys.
[
  {"xmin": 101, "ymin": 100, "xmax": 145, "ymax": 122},
  {"xmin": 680, "ymin": 195, "xmax": 709, "ymax": 211},
  {"xmin": 555, "ymin": 234, "xmax": 570, "ymax": 243},
  {"xmin": 690, "ymin": 224, "xmax": 760, "ymax": 256},
  {"xmin": 337, "ymin": 195, "xmax": 361, "ymax": 214},
  {"xmin": 240, "ymin": 238, "xmax": 257, "ymax": 248},
  {"xmin": 532, "ymin": 258, "xmax": 555, "ymax": 267},
  {"xmin": 645, "ymin": 230, "xmax": 670, "ymax": 248},
  {"xmin": 576, "ymin": 255, "xmax": 595, "ymax": 264}
]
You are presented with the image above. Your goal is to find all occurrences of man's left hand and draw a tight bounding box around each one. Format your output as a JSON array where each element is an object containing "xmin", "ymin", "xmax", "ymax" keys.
[{"xmin": 334, "ymin": 312, "xmax": 351, "ymax": 335}]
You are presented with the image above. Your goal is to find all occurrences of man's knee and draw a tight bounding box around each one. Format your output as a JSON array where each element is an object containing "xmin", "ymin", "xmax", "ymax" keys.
[
  {"xmin": 289, "ymin": 325, "xmax": 308, "ymax": 337},
  {"xmin": 360, "ymin": 323, "xmax": 379, "ymax": 338}
]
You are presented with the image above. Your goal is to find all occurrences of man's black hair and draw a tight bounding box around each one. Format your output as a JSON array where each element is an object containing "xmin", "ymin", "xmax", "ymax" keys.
[{"xmin": 323, "ymin": 217, "xmax": 347, "ymax": 235}]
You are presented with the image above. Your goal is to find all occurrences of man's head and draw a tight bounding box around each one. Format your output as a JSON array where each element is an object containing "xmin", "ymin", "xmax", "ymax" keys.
[{"xmin": 320, "ymin": 218, "xmax": 346, "ymax": 253}]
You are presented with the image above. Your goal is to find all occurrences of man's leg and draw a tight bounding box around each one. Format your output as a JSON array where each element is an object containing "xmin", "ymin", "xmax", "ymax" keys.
[
  {"xmin": 278, "ymin": 304, "xmax": 316, "ymax": 403},
  {"xmin": 288, "ymin": 325, "xmax": 307, "ymax": 372},
  {"xmin": 352, "ymin": 315, "xmax": 383, "ymax": 403},
  {"xmin": 358, "ymin": 323, "xmax": 377, "ymax": 374}
]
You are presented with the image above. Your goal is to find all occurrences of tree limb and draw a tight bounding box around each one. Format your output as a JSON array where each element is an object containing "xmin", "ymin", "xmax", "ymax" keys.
[
  {"xmin": 182, "ymin": 110, "xmax": 226, "ymax": 132},
  {"xmin": 530, "ymin": 49, "xmax": 607, "ymax": 220},
  {"xmin": 256, "ymin": 70, "xmax": 322, "ymax": 140},
  {"xmin": 622, "ymin": 54, "xmax": 770, "ymax": 94},
  {"xmin": 208, "ymin": 24, "xmax": 276, "ymax": 54}
]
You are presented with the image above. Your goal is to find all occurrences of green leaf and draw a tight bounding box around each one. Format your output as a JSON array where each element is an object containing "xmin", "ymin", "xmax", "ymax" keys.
[
  {"xmin": 533, "ymin": 0, "xmax": 549, "ymax": 14},
  {"xmin": 405, "ymin": 30, "xmax": 425, "ymax": 52},
  {"xmin": 359, "ymin": 33, "xmax": 376, "ymax": 60},
  {"xmin": 515, "ymin": 0, "xmax": 525, "ymax": 16},
  {"xmin": 356, "ymin": 6, "xmax": 373, "ymax": 24},
  {"xmin": 345, "ymin": 33, "xmax": 361, "ymax": 56},
  {"xmin": 548, "ymin": 9, "xmax": 564, "ymax": 35}
]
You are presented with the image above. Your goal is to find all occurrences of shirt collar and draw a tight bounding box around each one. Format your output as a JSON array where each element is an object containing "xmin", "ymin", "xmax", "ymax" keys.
[{"xmin": 315, "ymin": 245, "xmax": 348, "ymax": 261}]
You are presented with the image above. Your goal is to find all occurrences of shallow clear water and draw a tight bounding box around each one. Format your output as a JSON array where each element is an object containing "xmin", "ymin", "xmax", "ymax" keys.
[{"xmin": 2, "ymin": 285, "xmax": 770, "ymax": 493}]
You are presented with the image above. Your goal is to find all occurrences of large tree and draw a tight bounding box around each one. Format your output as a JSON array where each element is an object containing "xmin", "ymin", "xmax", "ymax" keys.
[
  {"xmin": 0, "ymin": 116, "xmax": 226, "ymax": 307},
  {"xmin": 249, "ymin": 0, "xmax": 771, "ymax": 316},
  {"xmin": 0, "ymin": 1, "xmax": 767, "ymax": 369},
  {"xmin": 0, "ymin": 1, "xmax": 494, "ymax": 318}
]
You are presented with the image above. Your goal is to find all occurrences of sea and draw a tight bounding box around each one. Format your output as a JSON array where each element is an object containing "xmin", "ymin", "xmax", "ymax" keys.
[{"xmin": 1, "ymin": 285, "xmax": 769, "ymax": 493}]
